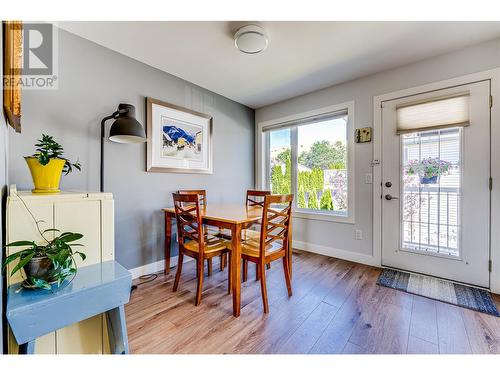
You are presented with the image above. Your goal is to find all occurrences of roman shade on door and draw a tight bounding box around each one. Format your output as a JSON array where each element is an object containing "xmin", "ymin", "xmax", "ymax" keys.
[{"xmin": 395, "ymin": 94, "xmax": 470, "ymax": 134}]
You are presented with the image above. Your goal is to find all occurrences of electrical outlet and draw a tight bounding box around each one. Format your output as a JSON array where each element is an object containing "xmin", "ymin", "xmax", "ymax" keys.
[
  {"xmin": 365, "ymin": 173, "xmax": 373, "ymax": 184},
  {"xmin": 355, "ymin": 229, "xmax": 363, "ymax": 240}
]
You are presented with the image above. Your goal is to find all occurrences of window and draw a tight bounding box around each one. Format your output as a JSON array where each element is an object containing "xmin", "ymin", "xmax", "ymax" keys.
[
  {"xmin": 401, "ymin": 128, "xmax": 461, "ymax": 257},
  {"xmin": 260, "ymin": 102, "xmax": 354, "ymax": 222},
  {"xmin": 269, "ymin": 128, "xmax": 291, "ymax": 195}
]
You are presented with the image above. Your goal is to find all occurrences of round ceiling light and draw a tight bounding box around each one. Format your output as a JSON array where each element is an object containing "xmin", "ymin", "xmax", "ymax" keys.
[{"xmin": 234, "ymin": 24, "xmax": 268, "ymax": 54}]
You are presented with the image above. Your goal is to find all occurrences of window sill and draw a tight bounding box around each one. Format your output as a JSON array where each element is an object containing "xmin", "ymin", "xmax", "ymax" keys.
[{"xmin": 293, "ymin": 210, "xmax": 355, "ymax": 224}]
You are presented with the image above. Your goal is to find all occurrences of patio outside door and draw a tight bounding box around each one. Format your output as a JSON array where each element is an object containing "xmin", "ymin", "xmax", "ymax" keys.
[{"xmin": 381, "ymin": 80, "xmax": 491, "ymax": 288}]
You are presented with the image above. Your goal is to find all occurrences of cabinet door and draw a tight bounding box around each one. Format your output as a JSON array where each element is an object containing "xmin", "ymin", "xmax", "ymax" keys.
[
  {"xmin": 55, "ymin": 200, "xmax": 102, "ymax": 266},
  {"xmin": 54, "ymin": 199, "xmax": 103, "ymax": 354},
  {"xmin": 7, "ymin": 200, "xmax": 54, "ymax": 285},
  {"xmin": 7, "ymin": 200, "xmax": 56, "ymax": 354}
]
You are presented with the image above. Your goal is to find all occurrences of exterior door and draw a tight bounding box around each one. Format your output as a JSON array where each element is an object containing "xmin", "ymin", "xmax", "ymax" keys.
[{"xmin": 381, "ymin": 80, "xmax": 491, "ymax": 287}]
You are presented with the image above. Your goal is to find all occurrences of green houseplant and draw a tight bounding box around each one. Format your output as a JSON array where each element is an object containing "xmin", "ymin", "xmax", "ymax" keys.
[
  {"xmin": 25, "ymin": 134, "xmax": 81, "ymax": 193},
  {"xmin": 3, "ymin": 195, "xmax": 86, "ymax": 290},
  {"xmin": 4, "ymin": 231, "xmax": 86, "ymax": 289}
]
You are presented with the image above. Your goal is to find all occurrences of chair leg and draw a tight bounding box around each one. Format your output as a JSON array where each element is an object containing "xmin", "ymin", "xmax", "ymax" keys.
[
  {"xmin": 282, "ymin": 257, "xmax": 292, "ymax": 297},
  {"xmin": 195, "ymin": 257, "xmax": 204, "ymax": 306},
  {"xmin": 256, "ymin": 264, "xmax": 260, "ymax": 281},
  {"xmin": 207, "ymin": 258, "xmax": 213, "ymax": 276},
  {"xmin": 227, "ymin": 253, "xmax": 232, "ymax": 294},
  {"xmin": 220, "ymin": 254, "xmax": 226, "ymax": 271},
  {"xmin": 242, "ymin": 259, "xmax": 248, "ymax": 282},
  {"xmin": 259, "ymin": 262, "xmax": 269, "ymax": 313},
  {"xmin": 173, "ymin": 252, "xmax": 184, "ymax": 292}
]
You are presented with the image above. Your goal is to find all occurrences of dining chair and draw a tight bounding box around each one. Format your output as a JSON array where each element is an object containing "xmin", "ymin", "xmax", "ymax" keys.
[
  {"xmin": 177, "ymin": 189, "xmax": 226, "ymax": 273},
  {"xmin": 172, "ymin": 193, "xmax": 231, "ymax": 306},
  {"xmin": 242, "ymin": 190, "xmax": 271, "ymax": 281},
  {"xmin": 234, "ymin": 194, "xmax": 293, "ymax": 313}
]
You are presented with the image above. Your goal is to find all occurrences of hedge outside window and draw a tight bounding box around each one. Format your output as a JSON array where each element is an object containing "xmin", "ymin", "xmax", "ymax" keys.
[{"xmin": 266, "ymin": 110, "xmax": 351, "ymax": 218}]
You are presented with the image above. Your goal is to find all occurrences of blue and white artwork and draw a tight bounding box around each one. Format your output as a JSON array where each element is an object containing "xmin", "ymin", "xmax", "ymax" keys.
[
  {"xmin": 147, "ymin": 97, "xmax": 212, "ymax": 174},
  {"xmin": 161, "ymin": 119, "xmax": 202, "ymax": 161}
]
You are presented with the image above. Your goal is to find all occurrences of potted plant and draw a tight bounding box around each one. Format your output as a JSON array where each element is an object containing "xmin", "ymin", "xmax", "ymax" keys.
[
  {"xmin": 3, "ymin": 229, "xmax": 86, "ymax": 290},
  {"xmin": 406, "ymin": 157, "xmax": 451, "ymax": 184},
  {"xmin": 25, "ymin": 134, "xmax": 81, "ymax": 193}
]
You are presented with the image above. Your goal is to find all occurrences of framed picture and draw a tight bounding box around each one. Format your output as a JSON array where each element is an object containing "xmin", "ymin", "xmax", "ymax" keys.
[
  {"xmin": 146, "ymin": 97, "xmax": 213, "ymax": 174},
  {"xmin": 3, "ymin": 21, "xmax": 23, "ymax": 132}
]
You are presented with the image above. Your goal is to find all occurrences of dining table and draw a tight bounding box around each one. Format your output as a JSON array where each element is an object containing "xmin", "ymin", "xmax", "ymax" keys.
[{"xmin": 162, "ymin": 203, "xmax": 292, "ymax": 317}]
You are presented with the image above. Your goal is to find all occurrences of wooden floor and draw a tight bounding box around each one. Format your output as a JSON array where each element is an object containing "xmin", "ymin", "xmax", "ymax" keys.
[{"xmin": 126, "ymin": 250, "xmax": 500, "ymax": 354}]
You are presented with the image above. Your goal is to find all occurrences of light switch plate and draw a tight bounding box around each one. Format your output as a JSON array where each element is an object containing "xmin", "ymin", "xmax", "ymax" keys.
[{"xmin": 365, "ymin": 173, "xmax": 373, "ymax": 184}]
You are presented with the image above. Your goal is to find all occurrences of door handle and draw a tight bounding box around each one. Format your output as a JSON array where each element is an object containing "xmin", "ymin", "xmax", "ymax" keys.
[{"xmin": 385, "ymin": 194, "xmax": 399, "ymax": 200}]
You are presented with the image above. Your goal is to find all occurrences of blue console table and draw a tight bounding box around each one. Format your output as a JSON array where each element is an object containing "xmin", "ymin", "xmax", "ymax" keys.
[{"xmin": 6, "ymin": 260, "xmax": 132, "ymax": 354}]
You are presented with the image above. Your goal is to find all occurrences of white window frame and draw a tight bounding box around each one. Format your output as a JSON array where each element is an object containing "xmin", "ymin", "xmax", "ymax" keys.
[{"xmin": 256, "ymin": 101, "xmax": 355, "ymax": 224}]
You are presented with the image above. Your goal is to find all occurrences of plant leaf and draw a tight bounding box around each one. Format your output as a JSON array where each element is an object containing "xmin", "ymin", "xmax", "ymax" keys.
[
  {"xmin": 75, "ymin": 251, "xmax": 86, "ymax": 261},
  {"xmin": 58, "ymin": 233, "xmax": 84, "ymax": 243},
  {"xmin": 42, "ymin": 228, "xmax": 60, "ymax": 234},
  {"xmin": 38, "ymin": 154, "xmax": 49, "ymax": 165},
  {"xmin": 5, "ymin": 240, "xmax": 35, "ymax": 247},
  {"xmin": 10, "ymin": 253, "xmax": 35, "ymax": 277},
  {"xmin": 2, "ymin": 251, "xmax": 28, "ymax": 269},
  {"xmin": 29, "ymin": 277, "xmax": 51, "ymax": 290}
]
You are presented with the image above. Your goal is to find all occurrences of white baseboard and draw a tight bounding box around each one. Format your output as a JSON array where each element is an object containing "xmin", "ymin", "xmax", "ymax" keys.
[
  {"xmin": 293, "ymin": 240, "xmax": 380, "ymax": 267},
  {"xmin": 129, "ymin": 242, "xmax": 378, "ymax": 280},
  {"xmin": 128, "ymin": 256, "xmax": 194, "ymax": 280}
]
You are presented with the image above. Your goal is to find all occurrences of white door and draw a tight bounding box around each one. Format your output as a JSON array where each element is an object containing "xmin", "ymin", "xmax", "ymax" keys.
[{"xmin": 381, "ymin": 80, "xmax": 491, "ymax": 287}]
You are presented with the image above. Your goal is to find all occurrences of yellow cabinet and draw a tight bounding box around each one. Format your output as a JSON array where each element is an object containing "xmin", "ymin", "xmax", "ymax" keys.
[{"xmin": 6, "ymin": 185, "xmax": 115, "ymax": 354}]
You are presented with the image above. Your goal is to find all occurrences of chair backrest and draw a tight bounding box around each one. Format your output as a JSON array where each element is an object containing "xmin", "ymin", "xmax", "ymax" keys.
[
  {"xmin": 258, "ymin": 194, "xmax": 293, "ymax": 258},
  {"xmin": 246, "ymin": 190, "xmax": 271, "ymax": 208},
  {"xmin": 172, "ymin": 193, "xmax": 204, "ymax": 254},
  {"xmin": 177, "ymin": 189, "xmax": 207, "ymax": 206}
]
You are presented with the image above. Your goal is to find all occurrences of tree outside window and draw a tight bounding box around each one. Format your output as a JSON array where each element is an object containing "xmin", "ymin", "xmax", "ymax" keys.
[{"xmin": 268, "ymin": 117, "xmax": 348, "ymax": 214}]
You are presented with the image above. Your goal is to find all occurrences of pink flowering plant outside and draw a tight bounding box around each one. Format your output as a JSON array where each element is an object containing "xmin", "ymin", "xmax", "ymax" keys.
[{"xmin": 406, "ymin": 157, "xmax": 451, "ymax": 182}]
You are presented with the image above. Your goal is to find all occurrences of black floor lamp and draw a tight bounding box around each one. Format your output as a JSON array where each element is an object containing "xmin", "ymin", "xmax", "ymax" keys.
[{"xmin": 100, "ymin": 103, "xmax": 146, "ymax": 192}]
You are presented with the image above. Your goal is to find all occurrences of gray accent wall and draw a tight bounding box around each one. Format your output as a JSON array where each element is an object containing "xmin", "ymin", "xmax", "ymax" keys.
[
  {"xmin": 8, "ymin": 29, "xmax": 255, "ymax": 270},
  {"xmin": 256, "ymin": 37, "xmax": 500, "ymax": 262}
]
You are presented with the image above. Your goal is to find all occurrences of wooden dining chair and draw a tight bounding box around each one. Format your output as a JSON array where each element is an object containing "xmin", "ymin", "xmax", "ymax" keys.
[
  {"xmin": 234, "ymin": 194, "xmax": 293, "ymax": 313},
  {"xmin": 177, "ymin": 189, "xmax": 226, "ymax": 274},
  {"xmin": 172, "ymin": 193, "xmax": 231, "ymax": 306},
  {"xmin": 242, "ymin": 190, "xmax": 271, "ymax": 281}
]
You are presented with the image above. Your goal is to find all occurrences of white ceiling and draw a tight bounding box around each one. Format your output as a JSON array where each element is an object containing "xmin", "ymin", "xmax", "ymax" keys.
[{"xmin": 57, "ymin": 21, "xmax": 500, "ymax": 109}]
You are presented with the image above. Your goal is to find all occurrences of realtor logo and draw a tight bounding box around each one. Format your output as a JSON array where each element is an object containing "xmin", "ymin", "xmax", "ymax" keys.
[
  {"xmin": 4, "ymin": 22, "xmax": 58, "ymax": 89},
  {"xmin": 23, "ymin": 23, "xmax": 53, "ymax": 75}
]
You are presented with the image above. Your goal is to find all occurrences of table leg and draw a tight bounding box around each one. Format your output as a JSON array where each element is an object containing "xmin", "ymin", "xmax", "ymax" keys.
[
  {"xmin": 164, "ymin": 213, "xmax": 172, "ymax": 274},
  {"xmin": 106, "ymin": 305, "xmax": 129, "ymax": 354},
  {"xmin": 231, "ymin": 223, "xmax": 242, "ymax": 317},
  {"xmin": 19, "ymin": 340, "xmax": 35, "ymax": 354}
]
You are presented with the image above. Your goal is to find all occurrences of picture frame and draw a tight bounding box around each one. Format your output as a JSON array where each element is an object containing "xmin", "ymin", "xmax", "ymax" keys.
[
  {"xmin": 146, "ymin": 97, "xmax": 213, "ymax": 174},
  {"xmin": 3, "ymin": 21, "xmax": 23, "ymax": 132}
]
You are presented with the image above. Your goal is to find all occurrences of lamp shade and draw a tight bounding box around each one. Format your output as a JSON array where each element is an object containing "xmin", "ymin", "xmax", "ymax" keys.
[{"xmin": 109, "ymin": 104, "xmax": 146, "ymax": 143}]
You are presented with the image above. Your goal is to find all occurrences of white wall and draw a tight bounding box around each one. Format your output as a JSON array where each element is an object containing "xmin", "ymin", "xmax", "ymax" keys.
[{"xmin": 255, "ymin": 37, "xmax": 500, "ymax": 266}]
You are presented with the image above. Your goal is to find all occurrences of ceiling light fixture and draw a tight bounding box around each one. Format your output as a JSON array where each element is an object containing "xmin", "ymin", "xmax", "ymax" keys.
[{"xmin": 234, "ymin": 24, "xmax": 268, "ymax": 55}]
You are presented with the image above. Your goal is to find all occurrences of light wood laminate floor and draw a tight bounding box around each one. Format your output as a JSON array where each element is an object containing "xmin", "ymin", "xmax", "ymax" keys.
[{"xmin": 126, "ymin": 250, "xmax": 500, "ymax": 354}]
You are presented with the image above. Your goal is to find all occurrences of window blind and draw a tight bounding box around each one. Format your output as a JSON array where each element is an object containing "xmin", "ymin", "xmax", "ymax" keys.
[
  {"xmin": 262, "ymin": 109, "xmax": 348, "ymax": 133},
  {"xmin": 396, "ymin": 94, "xmax": 470, "ymax": 135}
]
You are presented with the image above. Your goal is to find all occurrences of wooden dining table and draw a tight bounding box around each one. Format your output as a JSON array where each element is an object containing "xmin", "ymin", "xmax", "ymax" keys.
[{"xmin": 162, "ymin": 203, "xmax": 292, "ymax": 317}]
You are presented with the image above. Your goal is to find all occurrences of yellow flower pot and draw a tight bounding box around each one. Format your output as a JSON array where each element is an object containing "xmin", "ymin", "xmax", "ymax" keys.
[{"xmin": 25, "ymin": 157, "xmax": 66, "ymax": 193}]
